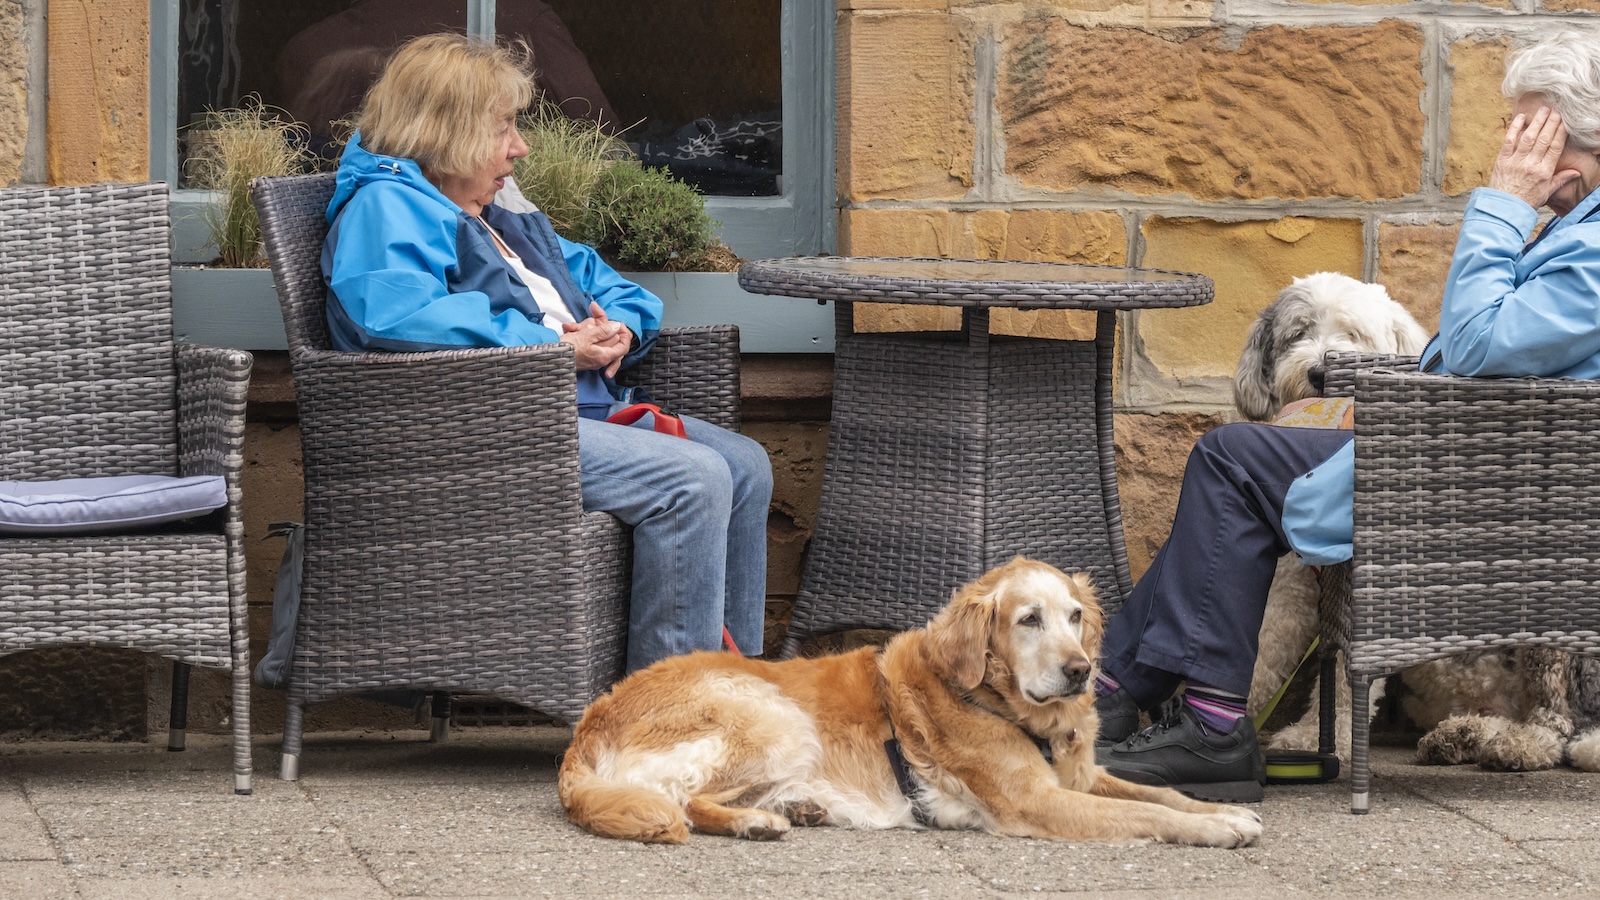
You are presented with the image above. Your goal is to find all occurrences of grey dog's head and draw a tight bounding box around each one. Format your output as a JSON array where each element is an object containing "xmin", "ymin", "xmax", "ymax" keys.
[{"xmin": 1233, "ymin": 272, "xmax": 1428, "ymax": 421}]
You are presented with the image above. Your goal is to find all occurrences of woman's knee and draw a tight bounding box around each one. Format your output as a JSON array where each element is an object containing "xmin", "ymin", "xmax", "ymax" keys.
[
  {"xmin": 661, "ymin": 441, "xmax": 735, "ymax": 512},
  {"xmin": 725, "ymin": 432, "xmax": 773, "ymax": 496}
]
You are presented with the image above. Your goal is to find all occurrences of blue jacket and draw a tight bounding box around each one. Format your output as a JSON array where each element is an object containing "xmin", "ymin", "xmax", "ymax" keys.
[
  {"xmin": 322, "ymin": 133, "xmax": 663, "ymax": 419},
  {"xmin": 1282, "ymin": 184, "xmax": 1600, "ymax": 565}
]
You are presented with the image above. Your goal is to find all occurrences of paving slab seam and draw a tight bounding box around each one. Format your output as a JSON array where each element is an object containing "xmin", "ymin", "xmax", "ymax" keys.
[{"xmin": 297, "ymin": 772, "xmax": 401, "ymax": 898}]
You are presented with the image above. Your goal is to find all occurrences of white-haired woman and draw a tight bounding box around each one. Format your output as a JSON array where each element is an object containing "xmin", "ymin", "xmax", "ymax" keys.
[
  {"xmin": 322, "ymin": 33, "xmax": 772, "ymax": 673},
  {"xmin": 1092, "ymin": 30, "xmax": 1600, "ymax": 803}
]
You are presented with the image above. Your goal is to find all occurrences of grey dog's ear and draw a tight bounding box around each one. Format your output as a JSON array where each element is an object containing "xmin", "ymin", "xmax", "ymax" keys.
[{"xmin": 1233, "ymin": 302, "xmax": 1280, "ymax": 421}]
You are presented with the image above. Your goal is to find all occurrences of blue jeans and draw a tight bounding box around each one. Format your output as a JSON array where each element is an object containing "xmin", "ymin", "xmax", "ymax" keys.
[{"xmin": 579, "ymin": 405, "xmax": 772, "ymax": 673}]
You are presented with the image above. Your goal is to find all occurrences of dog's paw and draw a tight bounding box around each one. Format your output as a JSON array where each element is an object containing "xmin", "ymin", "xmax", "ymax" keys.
[
  {"xmin": 1566, "ymin": 727, "xmax": 1600, "ymax": 771},
  {"xmin": 1215, "ymin": 804, "xmax": 1263, "ymax": 825},
  {"xmin": 733, "ymin": 809, "xmax": 792, "ymax": 841},
  {"xmin": 782, "ymin": 800, "xmax": 829, "ymax": 827},
  {"xmin": 1197, "ymin": 811, "xmax": 1263, "ymax": 849},
  {"xmin": 1477, "ymin": 724, "xmax": 1562, "ymax": 772},
  {"xmin": 1416, "ymin": 715, "xmax": 1498, "ymax": 765}
]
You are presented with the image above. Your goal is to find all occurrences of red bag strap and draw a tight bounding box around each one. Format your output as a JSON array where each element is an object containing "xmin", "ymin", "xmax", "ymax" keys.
[
  {"xmin": 602, "ymin": 402, "xmax": 741, "ymax": 656},
  {"xmin": 604, "ymin": 402, "xmax": 687, "ymax": 439}
]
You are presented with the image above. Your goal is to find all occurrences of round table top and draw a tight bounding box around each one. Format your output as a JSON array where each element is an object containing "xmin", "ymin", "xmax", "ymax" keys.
[{"xmin": 737, "ymin": 256, "xmax": 1214, "ymax": 310}]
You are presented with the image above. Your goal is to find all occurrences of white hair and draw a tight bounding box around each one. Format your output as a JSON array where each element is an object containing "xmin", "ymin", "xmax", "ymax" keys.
[{"xmin": 1503, "ymin": 30, "xmax": 1600, "ymax": 150}]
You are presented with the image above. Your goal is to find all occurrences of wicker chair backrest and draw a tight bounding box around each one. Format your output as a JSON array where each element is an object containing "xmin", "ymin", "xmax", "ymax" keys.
[
  {"xmin": 0, "ymin": 182, "xmax": 178, "ymax": 481},
  {"xmin": 251, "ymin": 173, "xmax": 338, "ymax": 355}
]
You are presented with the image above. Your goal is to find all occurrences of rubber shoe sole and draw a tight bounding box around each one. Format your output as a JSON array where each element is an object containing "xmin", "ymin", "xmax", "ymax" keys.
[{"xmin": 1111, "ymin": 767, "xmax": 1265, "ymax": 804}]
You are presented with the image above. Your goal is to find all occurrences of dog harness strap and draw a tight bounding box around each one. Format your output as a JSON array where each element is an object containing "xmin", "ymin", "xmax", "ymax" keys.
[{"xmin": 882, "ymin": 732, "xmax": 936, "ymax": 828}]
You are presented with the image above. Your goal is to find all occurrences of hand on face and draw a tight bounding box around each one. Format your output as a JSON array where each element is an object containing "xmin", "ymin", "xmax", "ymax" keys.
[
  {"xmin": 1489, "ymin": 105, "xmax": 1584, "ymax": 211},
  {"xmin": 560, "ymin": 302, "xmax": 631, "ymax": 377}
]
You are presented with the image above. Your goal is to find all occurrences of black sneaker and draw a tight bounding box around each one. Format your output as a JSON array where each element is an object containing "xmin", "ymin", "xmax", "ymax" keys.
[
  {"xmin": 1094, "ymin": 687, "xmax": 1140, "ymax": 746},
  {"xmin": 1096, "ymin": 699, "xmax": 1266, "ymax": 803}
]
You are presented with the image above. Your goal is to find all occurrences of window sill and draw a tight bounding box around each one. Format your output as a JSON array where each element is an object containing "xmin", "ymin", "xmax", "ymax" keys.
[{"xmin": 170, "ymin": 267, "xmax": 834, "ymax": 353}]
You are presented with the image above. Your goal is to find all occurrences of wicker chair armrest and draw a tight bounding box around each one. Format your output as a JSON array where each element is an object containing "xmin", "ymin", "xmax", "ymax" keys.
[
  {"xmin": 1321, "ymin": 352, "xmax": 1420, "ymax": 399},
  {"xmin": 175, "ymin": 343, "xmax": 254, "ymax": 483},
  {"xmin": 290, "ymin": 341, "xmax": 597, "ymax": 636},
  {"xmin": 1348, "ymin": 367, "xmax": 1600, "ymax": 674},
  {"xmin": 291, "ymin": 340, "xmax": 586, "ymax": 527},
  {"xmin": 618, "ymin": 325, "xmax": 741, "ymax": 429}
]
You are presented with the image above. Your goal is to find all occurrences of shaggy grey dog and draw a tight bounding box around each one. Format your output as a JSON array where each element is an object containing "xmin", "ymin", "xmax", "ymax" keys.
[
  {"xmin": 1233, "ymin": 272, "xmax": 1427, "ymax": 422},
  {"xmin": 1235, "ymin": 273, "xmax": 1600, "ymax": 773}
]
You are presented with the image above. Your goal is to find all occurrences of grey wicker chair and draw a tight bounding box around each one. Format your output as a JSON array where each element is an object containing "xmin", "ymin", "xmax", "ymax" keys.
[
  {"xmin": 0, "ymin": 181, "xmax": 254, "ymax": 794},
  {"xmin": 1315, "ymin": 351, "xmax": 1600, "ymax": 813},
  {"xmin": 250, "ymin": 172, "xmax": 741, "ymax": 780}
]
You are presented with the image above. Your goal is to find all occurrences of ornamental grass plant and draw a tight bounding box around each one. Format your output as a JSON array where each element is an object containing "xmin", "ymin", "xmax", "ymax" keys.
[{"xmin": 186, "ymin": 97, "xmax": 312, "ymax": 267}]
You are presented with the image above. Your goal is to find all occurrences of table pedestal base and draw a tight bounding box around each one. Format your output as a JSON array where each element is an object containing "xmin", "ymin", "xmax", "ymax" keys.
[{"xmin": 783, "ymin": 327, "xmax": 1128, "ymax": 656}]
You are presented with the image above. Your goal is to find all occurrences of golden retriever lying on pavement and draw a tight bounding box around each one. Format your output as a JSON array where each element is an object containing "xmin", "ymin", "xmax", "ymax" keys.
[{"xmin": 558, "ymin": 557, "xmax": 1262, "ymax": 847}]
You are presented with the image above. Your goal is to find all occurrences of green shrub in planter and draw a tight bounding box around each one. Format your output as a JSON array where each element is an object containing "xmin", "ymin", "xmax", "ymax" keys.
[
  {"xmin": 590, "ymin": 163, "xmax": 724, "ymax": 272},
  {"xmin": 513, "ymin": 104, "xmax": 735, "ymax": 273}
]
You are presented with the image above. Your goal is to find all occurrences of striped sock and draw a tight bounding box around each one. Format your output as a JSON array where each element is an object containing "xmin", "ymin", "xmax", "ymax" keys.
[
  {"xmin": 1183, "ymin": 684, "xmax": 1247, "ymax": 735},
  {"xmin": 1094, "ymin": 672, "xmax": 1121, "ymax": 699}
]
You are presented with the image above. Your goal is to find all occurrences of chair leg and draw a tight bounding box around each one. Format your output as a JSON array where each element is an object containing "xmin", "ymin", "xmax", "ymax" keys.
[
  {"xmin": 1318, "ymin": 649, "xmax": 1338, "ymax": 757},
  {"xmin": 168, "ymin": 662, "xmax": 190, "ymax": 752},
  {"xmin": 430, "ymin": 691, "xmax": 451, "ymax": 743},
  {"xmin": 1351, "ymin": 676, "xmax": 1372, "ymax": 814},
  {"xmin": 231, "ymin": 657, "xmax": 253, "ymax": 795},
  {"xmin": 280, "ymin": 698, "xmax": 305, "ymax": 781}
]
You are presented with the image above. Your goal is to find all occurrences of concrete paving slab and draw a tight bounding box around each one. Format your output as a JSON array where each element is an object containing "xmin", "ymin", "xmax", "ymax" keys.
[
  {"xmin": 0, "ymin": 791, "xmax": 54, "ymax": 861},
  {"xmin": 71, "ymin": 875, "xmax": 391, "ymax": 900},
  {"xmin": 673, "ymin": 823, "xmax": 976, "ymax": 876},
  {"xmin": 1381, "ymin": 769, "xmax": 1600, "ymax": 840},
  {"xmin": 0, "ymin": 861, "xmax": 76, "ymax": 900},
  {"xmin": 311, "ymin": 785, "xmax": 580, "ymax": 856},
  {"xmin": 5, "ymin": 732, "xmax": 1600, "ymax": 898},
  {"xmin": 35, "ymin": 795, "xmax": 364, "ymax": 878},
  {"xmin": 945, "ymin": 832, "xmax": 1267, "ymax": 893},
  {"xmin": 362, "ymin": 848, "xmax": 706, "ymax": 897}
]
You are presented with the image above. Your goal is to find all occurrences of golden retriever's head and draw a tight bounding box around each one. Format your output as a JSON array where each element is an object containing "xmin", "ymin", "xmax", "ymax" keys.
[{"xmin": 923, "ymin": 557, "xmax": 1103, "ymax": 706}]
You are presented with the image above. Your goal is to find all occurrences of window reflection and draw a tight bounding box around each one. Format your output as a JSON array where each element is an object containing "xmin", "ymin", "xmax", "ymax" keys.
[{"xmin": 175, "ymin": 0, "xmax": 782, "ymax": 196}]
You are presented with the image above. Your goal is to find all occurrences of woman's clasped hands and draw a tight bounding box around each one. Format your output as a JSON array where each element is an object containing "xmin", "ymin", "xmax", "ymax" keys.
[{"xmin": 560, "ymin": 301, "xmax": 632, "ymax": 377}]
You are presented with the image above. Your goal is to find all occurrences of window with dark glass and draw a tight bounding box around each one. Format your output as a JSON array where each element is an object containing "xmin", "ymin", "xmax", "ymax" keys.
[{"xmin": 175, "ymin": 0, "xmax": 783, "ymax": 197}]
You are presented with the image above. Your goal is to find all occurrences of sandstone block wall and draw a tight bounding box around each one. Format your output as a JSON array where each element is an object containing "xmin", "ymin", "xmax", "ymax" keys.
[{"xmin": 838, "ymin": 1, "xmax": 1600, "ymax": 574}]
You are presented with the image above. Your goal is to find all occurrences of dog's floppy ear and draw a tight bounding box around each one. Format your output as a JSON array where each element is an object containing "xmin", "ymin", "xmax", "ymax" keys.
[
  {"xmin": 925, "ymin": 579, "xmax": 997, "ymax": 691},
  {"xmin": 1389, "ymin": 307, "xmax": 1429, "ymax": 355},
  {"xmin": 1233, "ymin": 301, "xmax": 1281, "ymax": 421}
]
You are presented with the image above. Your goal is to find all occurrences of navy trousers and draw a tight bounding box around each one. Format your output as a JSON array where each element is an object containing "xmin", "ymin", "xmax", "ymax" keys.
[{"xmin": 1100, "ymin": 422, "xmax": 1354, "ymax": 706}]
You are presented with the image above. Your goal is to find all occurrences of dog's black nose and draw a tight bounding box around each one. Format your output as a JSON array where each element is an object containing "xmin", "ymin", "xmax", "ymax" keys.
[
  {"xmin": 1308, "ymin": 365, "xmax": 1326, "ymax": 395},
  {"xmin": 1062, "ymin": 658, "xmax": 1091, "ymax": 691}
]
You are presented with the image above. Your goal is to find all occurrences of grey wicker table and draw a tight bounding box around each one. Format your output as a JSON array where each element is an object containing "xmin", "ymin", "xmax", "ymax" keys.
[{"xmin": 738, "ymin": 257, "xmax": 1213, "ymax": 655}]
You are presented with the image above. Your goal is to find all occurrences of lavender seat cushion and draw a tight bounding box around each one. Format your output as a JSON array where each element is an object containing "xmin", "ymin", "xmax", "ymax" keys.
[{"xmin": 0, "ymin": 475, "xmax": 227, "ymax": 535}]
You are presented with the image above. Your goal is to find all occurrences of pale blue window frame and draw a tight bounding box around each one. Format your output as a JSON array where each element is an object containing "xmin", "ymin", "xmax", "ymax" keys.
[{"xmin": 150, "ymin": 0, "xmax": 836, "ymax": 351}]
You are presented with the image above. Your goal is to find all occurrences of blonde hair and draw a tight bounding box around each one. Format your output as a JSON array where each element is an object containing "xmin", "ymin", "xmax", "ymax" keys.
[{"xmin": 358, "ymin": 33, "xmax": 535, "ymax": 178}]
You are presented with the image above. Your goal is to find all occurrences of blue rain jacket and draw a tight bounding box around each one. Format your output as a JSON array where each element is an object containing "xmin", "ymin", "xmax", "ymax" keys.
[
  {"xmin": 321, "ymin": 133, "xmax": 662, "ymax": 419},
  {"xmin": 1281, "ymin": 184, "xmax": 1600, "ymax": 565}
]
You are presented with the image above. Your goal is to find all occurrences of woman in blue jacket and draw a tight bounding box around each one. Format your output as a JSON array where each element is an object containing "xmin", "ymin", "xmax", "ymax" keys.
[
  {"xmin": 322, "ymin": 33, "xmax": 772, "ymax": 674},
  {"xmin": 1094, "ymin": 29, "xmax": 1600, "ymax": 803}
]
